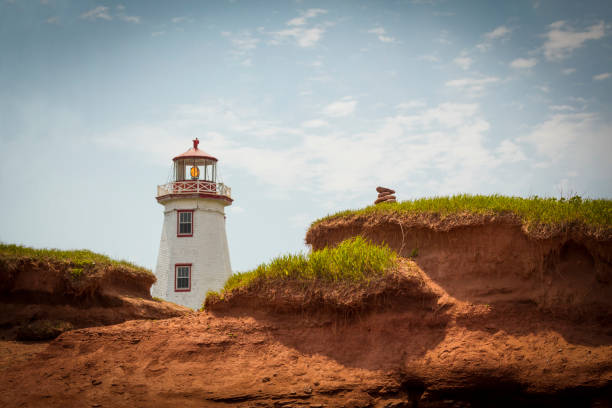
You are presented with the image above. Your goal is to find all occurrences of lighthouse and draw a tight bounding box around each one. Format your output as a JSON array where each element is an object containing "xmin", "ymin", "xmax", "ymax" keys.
[{"xmin": 152, "ymin": 139, "xmax": 233, "ymax": 309}]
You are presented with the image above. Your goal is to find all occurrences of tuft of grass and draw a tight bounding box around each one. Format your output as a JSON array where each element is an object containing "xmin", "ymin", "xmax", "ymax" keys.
[
  {"xmin": 208, "ymin": 236, "xmax": 397, "ymax": 301},
  {"xmin": 69, "ymin": 267, "xmax": 84, "ymax": 279},
  {"xmin": 0, "ymin": 243, "xmax": 153, "ymax": 276},
  {"xmin": 311, "ymin": 194, "xmax": 612, "ymax": 231}
]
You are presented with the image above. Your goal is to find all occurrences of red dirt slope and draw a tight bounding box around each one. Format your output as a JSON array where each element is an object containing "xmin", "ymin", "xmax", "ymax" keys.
[{"xmin": 1, "ymin": 259, "xmax": 611, "ymax": 407}]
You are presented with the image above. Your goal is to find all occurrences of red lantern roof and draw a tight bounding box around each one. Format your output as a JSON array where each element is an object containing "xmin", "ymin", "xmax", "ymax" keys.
[{"xmin": 172, "ymin": 138, "xmax": 218, "ymax": 162}]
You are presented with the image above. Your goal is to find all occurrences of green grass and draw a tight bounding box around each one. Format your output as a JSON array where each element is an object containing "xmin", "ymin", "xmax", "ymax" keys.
[
  {"xmin": 311, "ymin": 194, "xmax": 612, "ymax": 231},
  {"xmin": 69, "ymin": 267, "xmax": 84, "ymax": 279},
  {"xmin": 0, "ymin": 243, "xmax": 152, "ymax": 275},
  {"xmin": 211, "ymin": 236, "xmax": 397, "ymax": 299}
]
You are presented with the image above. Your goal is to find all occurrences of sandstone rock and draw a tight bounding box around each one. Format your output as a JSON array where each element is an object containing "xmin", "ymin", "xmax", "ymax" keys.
[
  {"xmin": 378, "ymin": 191, "xmax": 395, "ymax": 198},
  {"xmin": 375, "ymin": 195, "xmax": 396, "ymax": 204},
  {"xmin": 376, "ymin": 186, "xmax": 395, "ymax": 194}
]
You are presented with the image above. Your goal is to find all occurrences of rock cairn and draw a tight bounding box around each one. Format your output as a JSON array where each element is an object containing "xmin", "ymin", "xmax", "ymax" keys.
[{"xmin": 374, "ymin": 186, "xmax": 396, "ymax": 204}]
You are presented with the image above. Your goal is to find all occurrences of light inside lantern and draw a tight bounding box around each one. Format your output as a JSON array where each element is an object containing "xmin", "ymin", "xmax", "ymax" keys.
[{"xmin": 190, "ymin": 166, "xmax": 200, "ymax": 179}]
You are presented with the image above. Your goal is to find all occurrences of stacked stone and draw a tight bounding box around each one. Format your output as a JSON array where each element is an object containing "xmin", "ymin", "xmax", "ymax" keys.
[{"xmin": 374, "ymin": 186, "xmax": 397, "ymax": 204}]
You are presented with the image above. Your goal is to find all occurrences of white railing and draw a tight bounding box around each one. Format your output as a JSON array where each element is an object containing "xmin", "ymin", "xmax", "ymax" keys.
[{"xmin": 157, "ymin": 181, "xmax": 231, "ymax": 199}]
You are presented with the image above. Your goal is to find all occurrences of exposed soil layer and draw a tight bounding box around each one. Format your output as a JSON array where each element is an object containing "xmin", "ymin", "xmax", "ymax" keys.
[
  {"xmin": 0, "ymin": 259, "xmax": 610, "ymax": 407},
  {"xmin": 1, "ymin": 215, "xmax": 611, "ymax": 407},
  {"xmin": 306, "ymin": 213, "xmax": 612, "ymax": 322},
  {"xmin": 0, "ymin": 257, "xmax": 190, "ymax": 340},
  {"xmin": 204, "ymin": 260, "xmax": 436, "ymax": 316}
]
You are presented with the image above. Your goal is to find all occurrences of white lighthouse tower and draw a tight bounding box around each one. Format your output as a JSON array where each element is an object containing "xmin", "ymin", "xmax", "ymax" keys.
[{"xmin": 152, "ymin": 139, "xmax": 233, "ymax": 309}]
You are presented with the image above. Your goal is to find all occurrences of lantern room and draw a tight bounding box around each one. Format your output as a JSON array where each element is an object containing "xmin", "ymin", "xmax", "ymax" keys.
[
  {"xmin": 156, "ymin": 138, "xmax": 232, "ymax": 203},
  {"xmin": 172, "ymin": 138, "xmax": 218, "ymax": 183}
]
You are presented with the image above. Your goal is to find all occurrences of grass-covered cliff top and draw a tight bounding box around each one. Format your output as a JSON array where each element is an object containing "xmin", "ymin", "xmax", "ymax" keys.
[
  {"xmin": 310, "ymin": 195, "xmax": 612, "ymax": 233},
  {"xmin": 205, "ymin": 237, "xmax": 397, "ymax": 306},
  {"xmin": 0, "ymin": 243, "xmax": 153, "ymax": 276}
]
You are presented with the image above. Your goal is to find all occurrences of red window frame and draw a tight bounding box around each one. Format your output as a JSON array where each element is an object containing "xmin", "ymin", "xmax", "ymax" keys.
[
  {"xmin": 174, "ymin": 263, "xmax": 192, "ymax": 292},
  {"xmin": 176, "ymin": 210, "xmax": 194, "ymax": 237}
]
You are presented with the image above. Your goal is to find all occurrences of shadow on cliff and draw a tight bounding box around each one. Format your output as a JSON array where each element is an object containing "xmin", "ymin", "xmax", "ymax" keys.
[{"xmin": 206, "ymin": 270, "xmax": 453, "ymax": 371}]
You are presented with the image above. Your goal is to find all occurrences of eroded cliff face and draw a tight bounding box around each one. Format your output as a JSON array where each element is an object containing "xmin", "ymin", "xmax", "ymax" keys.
[
  {"xmin": 0, "ymin": 257, "xmax": 190, "ymax": 340},
  {"xmin": 1, "ymin": 260, "xmax": 610, "ymax": 407},
  {"xmin": 306, "ymin": 213, "xmax": 612, "ymax": 322},
  {"xmin": 0, "ymin": 218, "xmax": 610, "ymax": 407}
]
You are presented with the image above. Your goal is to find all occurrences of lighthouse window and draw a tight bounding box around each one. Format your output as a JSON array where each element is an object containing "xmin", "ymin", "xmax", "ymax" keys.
[
  {"xmin": 177, "ymin": 210, "xmax": 193, "ymax": 237},
  {"xmin": 175, "ymin": 264, "xmax": 191, "ymax": 292}
]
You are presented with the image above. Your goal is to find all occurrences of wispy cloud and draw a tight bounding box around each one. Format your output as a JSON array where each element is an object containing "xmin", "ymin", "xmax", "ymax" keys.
[
  {"xmin": 418, "ymin": 54, "xmax": 439, "ymax": 63},
  {"xmin": 543, "ymin": 21, "xmax": 604, "ymax": 61},
  {"xmin": 485, "ymin": 25, "xmax": 512, "ymax": 40},
  {"xmin": 549, "ymin": 105, "xmax": 576, "ymax": 111},
  {"xmin": 80, "ymin": 5, "xmax": 140, "ymax": 23},
  {"xmin": 445, "ymin": 76, "xmax": 500, "ymax": 95},
  {"xmin": 273, "ymin": 27, "xmax": 325, "ymax": 47},
  {"xmin": 510, "ymin": 57, "xmax": 538, "ymax": 69},
  {"xmin": 222, "ymin": 31, "xmax": 260, "ymax": 55},
  {"xmin": 453, "ymin": 53, "xmax": 473, "ymax": 70},
  {"xmin": 367, "ymin": 27, "xmax": 398, "ymax": 43},
  {"xmin": 119, "ymin": 14, "xmax": 140, "ymax": 24},
  {"xmin": 301, "ymin": 119, "xmax": 329, "ymax": 128},
  {"xmin": 562, "ymin": 67, "xmax": 576, "ymax": 75},
  {"xmin": 520, "ymin": 113, "xmax": 612, "ymax": 169},
  {"xmin": 537, "ymin": 85, "xmax": 550, "ymax": 93},
  {"xmin": 593, "ymin": 72, "xmax": 611, "ymax": 81},
  {"xmin": 323, "ymin": 97, "xmax": 357, "ymax": 117},
  {"xmin": 171, "ymin": 16, "xmax": 191, "ymax": 24},
  {"xmin": 436, "ymin": 30, "xmax": 452, "ymax": 45},
  {"xmin": 222, "ymin": 31, "xmax": 260, "ymax": 65},
  {"xmin": 80, "ymin": 6, "xmax": 112, "ymax": 21},
  {"xmin": 287, "ymin": 8, "xmax": 327, "ymax": 26},
  {"xmin": 433, "ymin": 11, "xmax": 455, "ymax": 17},
  {"xmin": 97, "ymin": 101, "xmax": 525, "ymax": 196},
  {"xmin": 270, "ymin": 9, "xmax": 329, "ymax": 47},
  {"xmin": 477, "ymin": 25, "xmax": 512, "ymax": 51},
  {"xmin": 396, "ymin": 100, "xmax": 426, "ymax": 111},
  {"xmin": 496, "ymin": 139, "xmax": 526, "ymax": 163}
]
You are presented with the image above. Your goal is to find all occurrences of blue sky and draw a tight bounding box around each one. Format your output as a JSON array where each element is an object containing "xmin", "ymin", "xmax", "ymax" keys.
[{"xmin": 1, "ymin": 0, "xmax": 611, "ymax": 272}]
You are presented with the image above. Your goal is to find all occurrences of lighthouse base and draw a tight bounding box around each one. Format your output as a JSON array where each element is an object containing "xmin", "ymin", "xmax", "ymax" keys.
[{"xmin": 152, "ymin": 198, "xmax": 232, "ymax": 310}]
